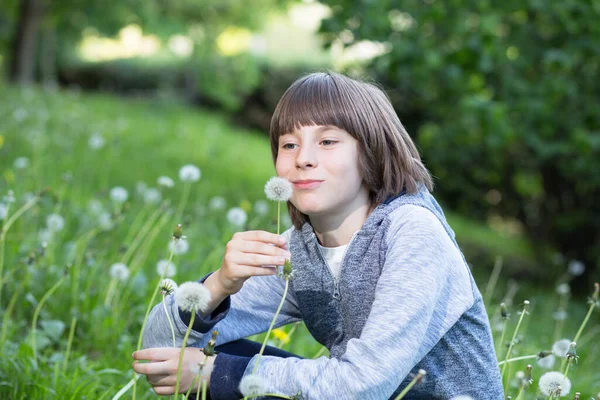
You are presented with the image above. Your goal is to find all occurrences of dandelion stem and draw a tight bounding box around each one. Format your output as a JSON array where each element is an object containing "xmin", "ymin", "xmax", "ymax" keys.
[
  {"xmin": 174, "ymin": 311, "xmax": 196, "ymax": 396},
  {"xmin": 201, "ymin": 379, "xmax": 208, "ymax": 400},
  {"xmin": 277, "ymin": 201, "xmax": 281, "ymax": 235},
  {"xmin": 501, "ymin": 301, "xmax": 530, "ymax": 382},
  {"xmin": 62, "ymin": 316, "xmax": 77, "ymax": 375},
  {"xmin": 497, "ymin": 319, "xmax": 508, "ymax": 358},
  {"xmin": 572, "ymin": 285, "xmax": 598, "ymax": 344},
  {"xmin": 563, "ymin": 360, "xmax": 571, "ymax": 378},
  {"xmin": 184, "ymin": 373, "xmax": 200, "ymax": 400},
  {"xmin": 393, "ymin": 370, "xmax": 426, "ymax": 400},
  {"xmin": 247, "ymin": 395, "xmax": 293, "ymax": 399},
  {"xmin": 514, "ymin": 384, "xmax": 525, "ymax": 400},
  {"xmin": 31, "ymin": 273, "xmax": 67, "ymax": 363},
  {"xmin": 497, "ymin": 354, "xmax": 539, "ymax": 366},
  {"xmin": 175, "ymin": 182, "xmax": 192, "ymax": 225},
  {"xmin": 162, "ymin": 294, "xmax": 177, "ymax": 347},
  {"xmin": 113, "ymin": 374, "xmax": 140, "ymax": 400},
  {"xmin": 251, "ymin": 277, "xmax": 290, "ymax": 375},
  {"xmin": 483, "ymin": 256, "xmax": 503, "ymax": 306},
  {"xmin": 0, "ymin": 196, "xmax": 39, "ymax": 305},
  {"xmin": 0, "ymin": 280, "xmax": 24, "ymax": 346}
]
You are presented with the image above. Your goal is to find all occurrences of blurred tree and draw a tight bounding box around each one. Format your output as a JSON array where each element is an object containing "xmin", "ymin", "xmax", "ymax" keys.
[
  {"xmin": 1, "ymin": 0, "xmax": 289, "ymax": 84},
  {"xmin": 318, "ymin": 0, "xmax": 600, "ymax": 286}
]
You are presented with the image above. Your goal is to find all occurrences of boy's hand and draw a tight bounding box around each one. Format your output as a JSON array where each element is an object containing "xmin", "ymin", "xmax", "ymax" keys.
[
  {"xmin": 218, "ymin": 230, "xmax": 290, "ymax": 295},
  {"xmin": 132, "ymin": 347, "xmax": 215, "ymax": 395}
]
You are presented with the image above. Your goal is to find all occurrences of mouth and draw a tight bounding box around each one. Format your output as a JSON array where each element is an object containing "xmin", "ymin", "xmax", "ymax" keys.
[{"xmin": 293, "ymin": 180, "xmax": 323, "ymax": 190}]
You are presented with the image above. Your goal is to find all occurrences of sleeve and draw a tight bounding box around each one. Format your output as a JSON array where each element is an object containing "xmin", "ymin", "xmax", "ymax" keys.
[
  {"xmin": 235, "ymin": 205, "xmax": 475, "ymax": 400},
  {"xmin": 142, "ymin": 228, "xmax": 302, "ymax": 350}
]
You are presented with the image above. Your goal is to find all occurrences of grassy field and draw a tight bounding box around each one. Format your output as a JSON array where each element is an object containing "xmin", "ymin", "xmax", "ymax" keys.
[{"xmin": 0, "ymin": 84, "xmax": 598, "ymax": 399}]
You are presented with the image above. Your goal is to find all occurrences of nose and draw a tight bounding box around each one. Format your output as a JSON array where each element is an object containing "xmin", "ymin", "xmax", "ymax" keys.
[{"xmin": 295, "ymin": 143, "xmax": 318, "ymax": 169}]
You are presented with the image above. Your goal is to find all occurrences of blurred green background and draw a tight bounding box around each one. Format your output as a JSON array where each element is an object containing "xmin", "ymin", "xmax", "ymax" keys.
[{"xmin": 1, "ymin": 0, "xmax": 599, "ymax": 398}]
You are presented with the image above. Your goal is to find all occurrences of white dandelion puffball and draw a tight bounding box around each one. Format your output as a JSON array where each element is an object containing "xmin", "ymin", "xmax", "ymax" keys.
[
  {"xmin": 168, "ymin": 239, "xmax": 189, "ymax": 255},
  {"xmin": 567, "ymin": 260, "xmax": 585, "ymax": 276},
  {"xmin": 110, "ymin": 186, "xmax": 129, "ymax": 203},
  {"xmin": 88, "ymin": 133, "xmax": 105, "ymax": 150},
  {"xmin": 254, "ymin": 200, "xmax": 269, "ymax": 216},
  {"xmin": 38, "ymin": 228, "xmax": 52, "ymax": 242},
  {"xmin": 239, "ymin": 374, "xmax": 266, "ymax": 398},
  {"xmin": 0, "ymin": 204, "xmax": 7, "ymax": 220},
  {"xmin": 179, "ymin": 164, "xmax": 201, "ymax": 182},
  {"xmin": 88, "ymin": 199, "xmax": 104, "ymax": 215},
  {"xmin": 14, "ymin": 157, "xmax": 30, "ymax": 169},
  {"xmin": 539, "ymin": 371, "xmax": 571, "ymax": 396},
  {"xmin": 98, "ymin": 212, "xmax": 114, "ymax": 231},
  {"xmin": 160, "ymin": 278, "xmax": 178, "ymax": 295},
  {"xmin": 175, "ymin": 281, "xmax": 211, "ymax": 312},
  {"xmin": 537, "ymin": 354, "xmax": 556, "ymax": 369},
  {"xmin": 46, "ymin": 213, "xmax": 65, "ymax": 232},
  {"xmin": 156, "ymin": 259, "xmax": 176, "ymax": 278},
  {"xmin": 264, "ymin": 177, "xmax": 293, "ymax": 201},
  {"xmin": 143, "ymin": 188, "xmax": 162, "ymax": 204},
  {"xmin": 553, "ymin": 310, "xmax": 568, "ymax": 321},
  {"xmin": 552, "ymin": 339, "xmax": 571, "ymax": 358},
  {"xmin": 556, "ymin": 283, "xmax": 570, "ymax": 295},
  {"xmin": 208, "ymin": 196, "xmax": 226, "ymax": 211},
  {"xmin": 109, "ymin": 263, "xmax": 130, "ymax": 281},
  {"xmin": 227, "ymin": 207, "xmax": 248, "ymax": 227},
  {"xmin": 158, "ymin": 176, "xmax": 175, "ymax": 188}
]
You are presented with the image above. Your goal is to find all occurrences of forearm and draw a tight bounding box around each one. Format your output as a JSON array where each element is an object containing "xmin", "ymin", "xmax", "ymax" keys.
[{"xmin": 200, "ymin": 270, "xmax": 230, "ymax": 318}]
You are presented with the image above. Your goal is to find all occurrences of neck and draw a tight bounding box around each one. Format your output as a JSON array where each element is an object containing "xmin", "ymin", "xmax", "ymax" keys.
[{"xmin": 310, "ymin": 195, "xmax": 374, "ymax": 247}]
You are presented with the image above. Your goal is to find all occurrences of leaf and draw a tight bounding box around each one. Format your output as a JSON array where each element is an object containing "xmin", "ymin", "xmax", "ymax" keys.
[{"xmin": 40, "ymin": 319, "xmax": 66, "ymax": 341}]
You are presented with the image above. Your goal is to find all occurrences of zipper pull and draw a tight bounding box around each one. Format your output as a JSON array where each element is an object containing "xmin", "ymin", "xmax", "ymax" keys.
[{"xmin": 333, "ymin": 280, "xmax": 341, "ymax": 300}]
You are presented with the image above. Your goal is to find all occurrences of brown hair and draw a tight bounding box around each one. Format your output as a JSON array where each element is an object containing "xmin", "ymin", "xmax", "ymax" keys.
[{"xmin": 269, "ymin": 71, "xmax": 434, "ymax": 229}]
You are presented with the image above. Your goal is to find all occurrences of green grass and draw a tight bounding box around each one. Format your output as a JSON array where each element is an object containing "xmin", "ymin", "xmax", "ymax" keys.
[{"xmin": 0, "ymin": 84, "xmax": 598, "ymax": 399}]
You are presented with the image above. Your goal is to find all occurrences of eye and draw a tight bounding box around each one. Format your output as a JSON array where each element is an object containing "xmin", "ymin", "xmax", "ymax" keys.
[
  {"xmin": 321, "ymin": 139, "xmax": 337, "ymax": 146},
  {"xmin": 281, "ymin": 143, "xmax": 297, "ymax": 150}
]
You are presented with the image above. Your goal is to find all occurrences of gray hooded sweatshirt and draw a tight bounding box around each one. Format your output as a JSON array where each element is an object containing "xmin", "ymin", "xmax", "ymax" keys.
[{"xmin": 143, "ymin": 184, "xmax": 504, "ymax": 399}]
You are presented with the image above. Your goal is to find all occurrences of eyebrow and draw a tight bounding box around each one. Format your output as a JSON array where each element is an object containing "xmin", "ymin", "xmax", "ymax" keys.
[{"xmin": 284, "ymin": 125, "xmax": 339, "ymax": 136}]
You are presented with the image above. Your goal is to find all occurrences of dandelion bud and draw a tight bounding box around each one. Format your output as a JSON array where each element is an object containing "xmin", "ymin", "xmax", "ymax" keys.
[
  {"xmin": 203, "ymin": 330, "xmax": 219, "ymax": 356},
  {"xmin": 574, "ymin": 392, "xmax": 580, "ymax": 400},
  {"xmin": 172, "ymin": 224, "xmax": 185, "ymax": 240},
  {"xmin": 524, "ymin": 364, "xmax": 533, "ymax": 385},
  {"xmin": 283, "ymin": 259, "xmax": 294, "ymax": 280},
  {"xmin": 566, "ymin": 342, "xmax": 578, "ymax": 363},
  {"xmin": 592, "ymin": 282, "xmax": 599, "ymax": 306},
  {"xmin": 500, "ymin": 302, "xmax": 509, "ymax": 319},
  {"xmin": 538, "ymin": 350, "xmax": 552, "ymax": 358},
  {"xmin": 415, "ymin": 369, "xmax": 426, "ymax": 384},
  {"xmin": 159, "ymin": 279, "xmax": 178, "ymax": 295}
]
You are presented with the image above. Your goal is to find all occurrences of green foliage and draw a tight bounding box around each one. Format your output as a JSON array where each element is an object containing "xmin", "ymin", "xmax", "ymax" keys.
[{"xmin": 318, "ymin": 0, "xmax": 600, "ymax": 280}]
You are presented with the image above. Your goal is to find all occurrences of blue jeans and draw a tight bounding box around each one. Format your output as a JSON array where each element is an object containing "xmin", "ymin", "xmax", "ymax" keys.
[{"xmin": 198, "ymin": 339, "xmax": 303, "ymax": 400}]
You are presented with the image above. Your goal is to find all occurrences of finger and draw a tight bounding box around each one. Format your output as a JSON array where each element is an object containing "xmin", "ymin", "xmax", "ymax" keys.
[
  {"xmin": 152, "ymin": 386, "xmax": 174, "ymax": 396},
  {"xmin": 132, "ymin": 360, "xmax": 170, "ymax": 375},
  {"xmin": 235, "ymin": 230, "xmax": 287, "ymax": 246},
  {"xmin": 229, "ymin": 252, "xmax": 288, "ymax": 268},
  {"xmin": 146, "ymin": 374, "xmax": 174, "ymax": 386},
  {"xmin": 237, "ymin": 240, "xmax": 291, "ymax": 257},
  {"xmin": 237, "ymin": 265, "xmax": 278, "ymax": 277},
  {"xmin": 133, "ymin": 348, "xmax": 179, "ymax": 361}
]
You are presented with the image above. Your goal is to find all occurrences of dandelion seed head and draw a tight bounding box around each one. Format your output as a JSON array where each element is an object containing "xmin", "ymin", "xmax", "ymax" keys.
[
  {"xmin": 88, "ymin": 133, "xmax": 105, "ymax": 150},
  {"xmin": 88, "ymin": 199, "xmax": 104, "ymax": 215},
  {"xmin": 46, "ymin": 213, "xmax": 65, "ymax": 232},
  {"xmin": 553, "ymin": 310, "xmax": 568, "ymax": 321},
  {"xmin": 156, "ymin": 259, "xmax": 176, "ymax": 278},
  {"xmin": 227, "ymin": 207, "xmax": 247, "ymax": 228},
  {"xmin": 568, "ymin": 260, "xmax": 585, "ymax": 276},
  {"xmin": 5, "ymin": 191, "xmax": 16, "ymax": 203},
  {"xmin": 552, "ymin": 339, "xmax": 571, "ymax": 358},
  {"xmin": 264, "ymin": 177, "xmax": 293, "ymax": 202},
  {"xmin": 143, "ymin": 188, "xmax": 162, "ymax": 204},
  {"xmin": 537, "ymin": 354, "xmax": 556, "ymax": 369},
  {"xmin": 254, "ymin": 200, "xmax": 269, "ymax": 216},
  {"xmin": 208, "ymin": 196, "xmax": 226, "ymax": 211},
  {"xmin": 14, "ymin": 156, "xmax": 30, "ymax": 169},
  {"xmin": 110, "ymin": 186, "xmax": 128, "ymax": 203},
  {"xmin": 168, "ymin": 239, "xmax": 189, "ymax": 255},
  {"xmin": 136, "ymin": 181, "xmax": 148, "ymax": 195},
  {"xmin": 556, "ymin": 283, "xmax": 570, "ymax": 295},
  {"xmin": 38, "ymin": 228, "xmax": 52, "ymax": 242},
  {"xmin": 0, "ymin": 204, "xmax": 7, "ymax": 220},
  {"xmin": 539, "ymin": 371, "xmax": 571, "ymax": 396},
  {"xmin": 179, "ymin": 164, "xmax": 201, "ymax": 182},
  {"xmin": 158, "ymin": 176, "xmax": 175, "ymax": 188},
  {"xmin": 98, "ymin": 212, "xmax": 114, "ymax": 231},
  {"xmin": 174, "ymin": 281, "xmax": 211, "ymax": 312},
  {"xmin": 160, "ymin": 278, "xmax": 178, "ymax": 295},
  {"xmin": 239, "ymin": 374, "xmax": 265, "ymax": 397},
  {"xmin": 109, "ymin": 263, "xmax": 130, "ymax": 281}
]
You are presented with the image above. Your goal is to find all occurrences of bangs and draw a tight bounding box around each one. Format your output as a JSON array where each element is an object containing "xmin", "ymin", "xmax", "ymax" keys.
[{"xmin": 269, "ymin": 72, "xmax": 370, "ymax": 161}]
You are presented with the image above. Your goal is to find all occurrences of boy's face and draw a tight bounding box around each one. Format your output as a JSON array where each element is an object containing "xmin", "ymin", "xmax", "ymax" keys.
[{"xmin": 275, "ymin": 124, "xmax": 370, "ymax": 219}]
